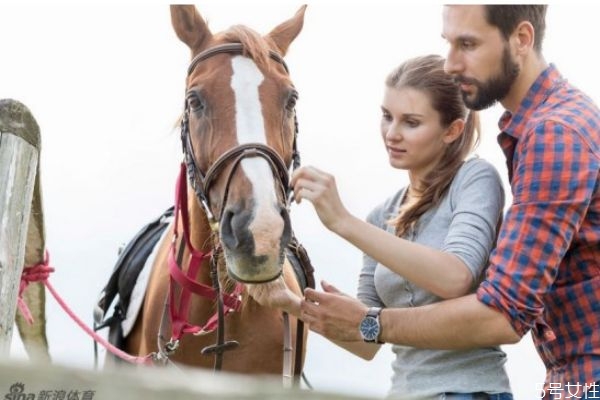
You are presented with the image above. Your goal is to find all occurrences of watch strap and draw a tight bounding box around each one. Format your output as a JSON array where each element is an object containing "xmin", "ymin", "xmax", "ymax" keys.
[{"xmin": 370, "ymin": 307, "xmax": 384, "ymax": 344}]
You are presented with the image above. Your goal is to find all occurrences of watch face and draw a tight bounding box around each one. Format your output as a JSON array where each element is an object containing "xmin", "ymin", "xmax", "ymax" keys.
[{"xmin": 360, "ymin": 316, "xmax": 380, "ymax": 341}]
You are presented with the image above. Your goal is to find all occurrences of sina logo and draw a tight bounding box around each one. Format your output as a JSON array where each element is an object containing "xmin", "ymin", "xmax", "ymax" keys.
[{"xmin": 4, "ymin": 383, "xmax": 34, "ymax": 400}]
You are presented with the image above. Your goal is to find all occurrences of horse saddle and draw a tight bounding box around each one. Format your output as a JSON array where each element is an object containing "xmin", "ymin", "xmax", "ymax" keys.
[
  {"xmin": 93, "ymin": 206, "xmax": 315, "ymax": 351},
  {"xmin": 93, "ymin": 206, "xmax": 174, "ymax": 347}
]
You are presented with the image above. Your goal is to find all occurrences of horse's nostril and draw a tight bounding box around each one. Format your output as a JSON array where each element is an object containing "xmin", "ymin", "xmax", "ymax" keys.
[
  {"xmin": 220, "ymin": 210, "xmax": 237, "ymax": 249},
  {"xmin": 220, "ymin": 208, "xmax": 254, "ymax": 252}
]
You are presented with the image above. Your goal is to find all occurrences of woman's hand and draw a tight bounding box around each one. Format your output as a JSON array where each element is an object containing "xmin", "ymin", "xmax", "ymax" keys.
[{"xmin": 290, "ymin": 166, "xmax": 351, "ymax": 232}]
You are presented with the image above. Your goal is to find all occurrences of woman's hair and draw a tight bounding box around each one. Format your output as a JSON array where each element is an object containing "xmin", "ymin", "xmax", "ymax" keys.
[{"xmin": 386, "ymin": 54, "xmax": 480, "ymax": 237}]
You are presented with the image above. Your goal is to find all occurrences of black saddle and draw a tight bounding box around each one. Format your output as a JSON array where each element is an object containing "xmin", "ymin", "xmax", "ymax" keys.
[{"xmin": 93, "ymin": 206, "xmax": 174, "ymax": 349}]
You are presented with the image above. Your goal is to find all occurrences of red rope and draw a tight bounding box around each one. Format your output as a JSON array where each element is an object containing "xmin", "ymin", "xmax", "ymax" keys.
[
  {"xmin": 20, "ymin": 251, "xmax": 153, "ymax": 365},
  {"xmin": 18, "ymin": 251, "xmax": 54, "ymax": 324}
]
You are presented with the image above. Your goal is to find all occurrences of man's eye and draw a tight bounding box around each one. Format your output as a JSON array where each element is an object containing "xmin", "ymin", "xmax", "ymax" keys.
[{"xmin": 460, "ymin": 40, "xmax": 475, "ymax": 50}]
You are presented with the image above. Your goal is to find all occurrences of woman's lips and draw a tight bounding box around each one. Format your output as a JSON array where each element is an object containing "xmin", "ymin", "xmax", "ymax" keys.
[{"xmin": 387, "ymin": 147, "xmax": 406, "ymax": 156}]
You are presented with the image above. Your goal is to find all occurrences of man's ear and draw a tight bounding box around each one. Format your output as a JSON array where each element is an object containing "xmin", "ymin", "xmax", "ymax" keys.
[
  {"xmin": 443, "ymin": 119, "xmax": 465, "ymax": 144},
  {"xmin": 513, "ymin": 20, "xmax": 535, "ymax": 55}
]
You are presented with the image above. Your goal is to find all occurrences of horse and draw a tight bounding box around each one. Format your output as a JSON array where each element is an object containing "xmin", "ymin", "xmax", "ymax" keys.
[{"xmin": 96, "ymin": 4, "xmax": 312, "ymax": 380}]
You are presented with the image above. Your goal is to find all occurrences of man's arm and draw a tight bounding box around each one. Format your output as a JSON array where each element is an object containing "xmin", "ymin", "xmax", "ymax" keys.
[
  {"xmin": 379, "ymin": 293, "xmax": 520, "ymax": 349},
  {"xmin": 301, "ymin": 289, "xmax": 521, "ymax": 349}
]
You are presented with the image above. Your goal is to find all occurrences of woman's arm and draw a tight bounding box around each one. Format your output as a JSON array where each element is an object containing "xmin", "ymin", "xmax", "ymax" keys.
[
  {"xmin": 336, "ymin": 214, "xmax": 473, "ymax": 298},
  {"xmin": 291, "ymin": 163, "xmax": 504, "ymax": 299}
]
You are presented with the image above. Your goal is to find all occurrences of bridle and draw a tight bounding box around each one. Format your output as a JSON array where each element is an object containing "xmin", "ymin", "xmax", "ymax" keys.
[
  {"xmin": 162, "ymin": 42, "xmax": 306, "ymax": 385},
  {"xmin": 180, "ymin": 42, "xmax": 300, "ymax": 229}
]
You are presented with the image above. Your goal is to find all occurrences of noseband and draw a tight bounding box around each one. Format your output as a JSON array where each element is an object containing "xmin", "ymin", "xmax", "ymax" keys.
[{"xmin": 180, "ymin": 43, "xmax": 300, "ymax": 229}]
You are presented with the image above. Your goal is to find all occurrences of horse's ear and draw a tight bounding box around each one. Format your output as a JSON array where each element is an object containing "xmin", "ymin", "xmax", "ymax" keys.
[
  {"xmin": 266, "ymin": 5, "xmax": 307, "ymax": 56},
  {"xmin": 170, "ymin": 5, "xmax": 212, "ymax": 52}
]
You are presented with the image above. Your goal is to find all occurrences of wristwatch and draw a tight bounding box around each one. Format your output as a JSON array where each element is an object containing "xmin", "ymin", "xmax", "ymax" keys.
[{"xmin": 359, "ymin": 307, "xmax": 383, "ymax": 343}]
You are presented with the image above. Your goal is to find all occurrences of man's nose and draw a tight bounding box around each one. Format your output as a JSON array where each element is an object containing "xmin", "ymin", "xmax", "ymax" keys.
[{"xmin": 444, "ymin": 47, "xmax": 463, "ymax": 76}]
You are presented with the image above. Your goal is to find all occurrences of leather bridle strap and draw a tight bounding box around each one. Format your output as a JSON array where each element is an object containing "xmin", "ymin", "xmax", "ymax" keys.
[
  {"xmin": 181, "ymin": 42, "xmax": 297, "ymax": 229},
  {"xmin": 204, "ymin": 143, "xmax": 290, "ymax": 195},
  {"xmin": 206, "ymin": 142, "xmax": 291, "ymax": 220},
  {"xmin": 187, "ymin": 42, "xmax": 289, "ymax": 76},
  {"xmin": 282, "ymin": 312, "xmax": 293, "ymax": 387}
]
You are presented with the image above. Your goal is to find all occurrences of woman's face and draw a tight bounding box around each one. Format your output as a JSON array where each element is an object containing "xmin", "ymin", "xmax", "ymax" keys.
[{"xmin": 380, "ymin": 86, "xmax": 449, "ymax": 181}]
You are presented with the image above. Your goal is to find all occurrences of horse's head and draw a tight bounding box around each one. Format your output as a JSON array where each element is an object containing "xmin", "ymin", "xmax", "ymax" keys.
[{"xmin": 171, "ymin": 5, "xmax": 305, "ymax": 283}]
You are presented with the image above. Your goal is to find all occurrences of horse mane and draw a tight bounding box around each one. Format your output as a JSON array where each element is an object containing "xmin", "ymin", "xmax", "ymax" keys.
[{"xmin": 219, "ymin": 25, "xmax": 272, "ymax": 71}]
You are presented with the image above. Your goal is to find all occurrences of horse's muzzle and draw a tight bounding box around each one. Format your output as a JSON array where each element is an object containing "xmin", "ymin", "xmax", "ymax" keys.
[{"xmin": 220, "ymin": 204, "xmax": 291, "ymax": 283}]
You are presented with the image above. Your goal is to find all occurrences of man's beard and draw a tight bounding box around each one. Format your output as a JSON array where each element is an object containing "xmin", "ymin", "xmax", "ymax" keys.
[{"xmin": 456, "ymin": 45, "xmax": 520, "ymax": 111}]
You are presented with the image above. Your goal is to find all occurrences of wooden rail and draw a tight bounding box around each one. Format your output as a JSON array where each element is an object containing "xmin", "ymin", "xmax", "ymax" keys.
[{"xmin": 0, "ymin": 360, "xmax": 375, "ymax": 400}]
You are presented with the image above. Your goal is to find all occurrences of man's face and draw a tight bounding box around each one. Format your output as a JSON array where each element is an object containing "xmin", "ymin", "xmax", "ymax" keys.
[{"xmin": 442, "ymin": 5, "xmax": 520, "ymax": 110}]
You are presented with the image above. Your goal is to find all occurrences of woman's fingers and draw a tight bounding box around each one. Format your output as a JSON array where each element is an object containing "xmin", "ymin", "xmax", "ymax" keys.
[{"xmin": 292, "ymin": 168, "xmax": 326, "ymax": 203}]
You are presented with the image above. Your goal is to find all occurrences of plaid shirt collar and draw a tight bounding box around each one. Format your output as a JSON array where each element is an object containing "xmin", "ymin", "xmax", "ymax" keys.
[
  {"xmin": 497, "ymin": 64, "xmax": 565, "ymax": 140},
  {"xmin": 495, "ymin": 65, "xmax": 566, "ymax": 183}
]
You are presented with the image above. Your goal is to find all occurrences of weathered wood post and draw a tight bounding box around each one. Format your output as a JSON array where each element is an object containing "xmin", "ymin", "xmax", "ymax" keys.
[{"xmin": 0, "ymin": 99, "xmax": 49, "ymax": 360}]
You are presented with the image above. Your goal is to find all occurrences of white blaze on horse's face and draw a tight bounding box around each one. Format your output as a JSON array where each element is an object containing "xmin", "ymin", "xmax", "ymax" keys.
[{"xmin": 224, "ymin": 56, "xmax": 285, "ymax": 282}]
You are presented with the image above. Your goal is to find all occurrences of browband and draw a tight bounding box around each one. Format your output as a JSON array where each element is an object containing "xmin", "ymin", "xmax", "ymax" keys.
[{"xmin": 187, "ymin": 43, "xmax": 289, "ymax": 76}]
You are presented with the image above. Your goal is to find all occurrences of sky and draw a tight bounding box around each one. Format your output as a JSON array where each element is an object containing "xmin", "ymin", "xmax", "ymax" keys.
[{"xmin": 2, "ymin": 2, "xmax": 600, "ymax": 399}]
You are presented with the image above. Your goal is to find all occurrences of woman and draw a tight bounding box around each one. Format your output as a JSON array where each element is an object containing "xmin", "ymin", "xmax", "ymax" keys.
[{"xmin": 251, "ymin": 55, "xmax": 512, "ymax": 399}]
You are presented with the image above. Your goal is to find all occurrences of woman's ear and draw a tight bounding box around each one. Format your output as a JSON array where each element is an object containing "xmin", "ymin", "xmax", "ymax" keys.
[{"xmin": 443, "ymin": 119, "xmax": 465, "ymax": 144}]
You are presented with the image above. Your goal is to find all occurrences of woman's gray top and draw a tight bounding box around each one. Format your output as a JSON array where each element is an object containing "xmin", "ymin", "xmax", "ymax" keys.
[{"xmin": 357, "ymin": 158, "xmax": 512, "ymax": 399}]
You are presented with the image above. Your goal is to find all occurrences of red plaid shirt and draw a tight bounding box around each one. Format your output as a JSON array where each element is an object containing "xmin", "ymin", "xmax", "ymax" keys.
[{"xmin": 477, "ymin": 65, "xmax": 600, "ymax": 393}]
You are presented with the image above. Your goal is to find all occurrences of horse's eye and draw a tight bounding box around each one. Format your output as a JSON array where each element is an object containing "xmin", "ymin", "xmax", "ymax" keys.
[
  {"xmin": 285, "ymin": 89, "xmax": 298, "ymax": 112},
  {"xmin": 186, "ymin": 92, "xmax": 205, "ymax": 113}
]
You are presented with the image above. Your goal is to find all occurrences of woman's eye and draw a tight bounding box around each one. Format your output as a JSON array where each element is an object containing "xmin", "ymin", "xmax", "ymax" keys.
[
  {"xmin": 405, "ymin": 119, "xmax": 420, "ymax": 128},
  {"xmin": 186, "ymin": 93, "xmax": 204, "ymax": 112},
  {"xmin": 381, "ymin": 111, "xmax": 392, "ymax": 121}
]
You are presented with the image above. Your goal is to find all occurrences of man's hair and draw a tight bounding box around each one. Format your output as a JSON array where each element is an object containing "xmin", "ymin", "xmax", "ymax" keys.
[{"xmin": 484, "ymin": 5, "xmax": 548, "ymax": 52}]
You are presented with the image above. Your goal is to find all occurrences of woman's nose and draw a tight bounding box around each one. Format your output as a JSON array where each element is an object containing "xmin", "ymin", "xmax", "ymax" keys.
[{"xmin": 385, "ymin": 123, "xmax": 402, "ymax": 140}]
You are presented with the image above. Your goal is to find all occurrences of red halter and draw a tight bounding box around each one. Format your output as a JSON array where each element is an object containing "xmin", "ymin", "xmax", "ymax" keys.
[{"xmin": 167, "ymin": 162, "xmax": 243, "ymax": 341}]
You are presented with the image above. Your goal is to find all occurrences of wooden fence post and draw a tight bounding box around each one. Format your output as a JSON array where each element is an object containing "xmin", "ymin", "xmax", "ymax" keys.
[{"xmin": 0, "ymin": 99, "xmax": 41, "ymax": 358}]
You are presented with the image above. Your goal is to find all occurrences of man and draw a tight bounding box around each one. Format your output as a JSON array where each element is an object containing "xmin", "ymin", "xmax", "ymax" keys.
[{"xmin": 300, "ymin": 5, "xmax": 600, "ymax": 398}]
